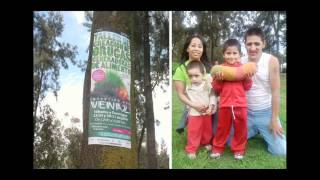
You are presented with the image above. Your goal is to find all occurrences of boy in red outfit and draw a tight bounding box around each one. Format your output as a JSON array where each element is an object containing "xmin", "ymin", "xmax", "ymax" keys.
[
  {"xmin": 210, "ymin": 39, "xmax": 253, "ymax": 160},
  {"xmin": 185, "ymin": 61, "xmax": 217, "ymax": 159}
]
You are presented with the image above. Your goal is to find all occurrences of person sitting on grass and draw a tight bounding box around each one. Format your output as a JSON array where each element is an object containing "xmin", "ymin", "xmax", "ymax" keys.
[{"xmin": 240, "ymin": 26, "xmax": 286, "ymax": 156}]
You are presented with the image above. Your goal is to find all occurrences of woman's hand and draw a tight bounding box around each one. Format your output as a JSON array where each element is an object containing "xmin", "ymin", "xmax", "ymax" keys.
[{"xmin": 211, "ymin": 105, "xmax": 217, "ymax": 114}]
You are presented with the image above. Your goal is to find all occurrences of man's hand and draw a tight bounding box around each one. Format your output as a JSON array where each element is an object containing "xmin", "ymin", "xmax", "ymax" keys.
[
  {"xmin": 245, "ymin": 73, "xmax": 253, "ymax": 80},
  {"xmin": 269, "ymin": 119, "xmax": 284, "ymax": 138}
]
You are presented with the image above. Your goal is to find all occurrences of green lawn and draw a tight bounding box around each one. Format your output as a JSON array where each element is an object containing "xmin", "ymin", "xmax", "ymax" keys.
[{"xmin": 172, "ymin": 74, "xmax": 287, "ymax": 169}]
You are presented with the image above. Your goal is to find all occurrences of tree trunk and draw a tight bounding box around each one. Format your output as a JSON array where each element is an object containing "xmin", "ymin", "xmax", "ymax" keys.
[
  {"xmin": 34, "ymin": 64, "xmax": 44, "ymax": 118},
  {"xmin": 80, "ymin": 11, "xmax": 138, "ymax": 169},
  {"xmin": 137, "ymin": 121, "xmax": 146, "ymax": 162},
  {"xmin": 143, "ymin": 11, "xmax": 158, "ymax": 169}
]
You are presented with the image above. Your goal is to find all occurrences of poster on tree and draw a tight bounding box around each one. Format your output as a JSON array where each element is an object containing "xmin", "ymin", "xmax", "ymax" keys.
[{"xmin": 88, "ymin": 30, "xmax": 131, "ymax": 149}]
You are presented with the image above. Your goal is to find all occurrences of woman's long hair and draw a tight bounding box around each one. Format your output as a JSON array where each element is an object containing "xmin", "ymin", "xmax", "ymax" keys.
[{"xmin": 179, "ymin": 34, "xmax": 210, "ymax": 73}]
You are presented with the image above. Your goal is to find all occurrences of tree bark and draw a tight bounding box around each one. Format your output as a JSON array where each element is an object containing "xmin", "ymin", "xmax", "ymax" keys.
[
  {"xmin": 80, "ymin": 11, "xmax": 138, "ymax": 169},
  {"xmin": 143, "ymin": 11, "xmax": 158, "ymax": 169},
  {"xmin": 137, "ymin": 120, "xmax": 146, "ymax": 162}
]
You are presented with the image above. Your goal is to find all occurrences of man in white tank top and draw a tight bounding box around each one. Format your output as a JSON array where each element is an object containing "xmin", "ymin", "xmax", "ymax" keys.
[{"xmin": 240, "ymin": 27, "xmax": 286, "ymax": 156}]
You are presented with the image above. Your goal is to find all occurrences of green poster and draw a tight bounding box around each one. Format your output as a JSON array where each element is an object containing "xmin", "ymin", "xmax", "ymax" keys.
[{"xmin": 88, "ymin": 30, "xmax": 131, "ymax": 149}]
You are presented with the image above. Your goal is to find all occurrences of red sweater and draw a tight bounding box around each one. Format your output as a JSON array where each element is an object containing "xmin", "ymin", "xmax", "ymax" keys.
[{"xmin": 212, "ymin": 61, "xmax": 253, "ymax": 108}]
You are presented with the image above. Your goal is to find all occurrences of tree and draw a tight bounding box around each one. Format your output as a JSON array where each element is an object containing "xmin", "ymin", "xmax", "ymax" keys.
[
  {"xmin": 129, "ymin": 12, "xmax": 169, "ymax": 168},
  {"xmin": 33, "ymin": 105, "xmax": 66, "ymax": 168},
  {"xmin": 172, "ymin": 11, "xmax": 184, "ymax": 61},
  {"xmin": 255, "ymin": 11, "xmax": 286, "ymax": 64},
  {"xmin": 158, "ymin": 139, "xmax": 169, "ymax": 169},
  {"xmin": 143, "ymin": 11, "xmax": 158, "ymax": 169},
  {"xmin": 229, "ymin": 11, "xmax": 257, "ymax": 41},
  {"xmin": 128, "ymin": 11, "xmax": 146, "ymax": 167},
  {"xmin": 191, "ymin": 11, "xmax": 232, "ymax": 62},
  {"xmin": 149, "ymin": 11, "xmax": 169, "ymax": 90},
  {"xmin": 81, "ymin": 11, "xmax": 138, "ymax": 168},
  {"xmin": 138, "ymin": 139, "xmax": 169, "ymax": 169},
  {"xmin": 82, "ymin": 11, "xmax": 93, "ymax": 33},
  {"xmin": 172, "ymin": 11, "xmax": 232, "ymax": 65},
  {"xmin": 172, "ymin": 11, "xmax": 287, "ymax": 65},
  {"xmin": 64, "ymin": 126, "xmax": 82, "ymax": 168},
  {"xmin": 33, "ymin": 11, "xmax": 78, "ymax": 118}
]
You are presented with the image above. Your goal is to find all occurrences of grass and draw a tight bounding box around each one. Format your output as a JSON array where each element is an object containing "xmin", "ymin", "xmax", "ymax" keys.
[{"xmin": 172, "ymin": 73, "xmax": 287, "ymax": 169}]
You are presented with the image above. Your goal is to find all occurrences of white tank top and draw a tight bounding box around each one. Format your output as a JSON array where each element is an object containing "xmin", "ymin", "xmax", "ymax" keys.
[{"xmin": 241, "ymin": 52, "xmax": 272, "ymax": 110}]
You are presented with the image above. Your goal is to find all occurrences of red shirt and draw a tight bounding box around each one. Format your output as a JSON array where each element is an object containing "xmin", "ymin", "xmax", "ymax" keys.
[{"xmin": 211, "ymin": 61, "xmax": 253, "ymax": 108}]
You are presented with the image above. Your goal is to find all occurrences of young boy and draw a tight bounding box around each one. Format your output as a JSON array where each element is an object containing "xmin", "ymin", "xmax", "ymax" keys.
[
  {"xmin": 210, "ymin": 39, "xmax": 253, "ymax": 160},
  {"xmin": 185, "ymin": 60, "xmax": 217, "ymax": 159}
]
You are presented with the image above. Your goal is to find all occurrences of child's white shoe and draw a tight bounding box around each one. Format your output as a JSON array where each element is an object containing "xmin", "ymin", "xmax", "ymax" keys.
[
  {"xmin": 187, "ymin": 153, "xmax": 196, "ymax": 160},
  {"xmin": 234, "ymin": 153, "xmax": 244, "ymax": 160},
  {"xmin": 209, "ymin": 152, "xmax": 221, "ymax": 159},
  {"xmin": 204, "ymin": 145, "xmax": 212, "ymax": 151}
]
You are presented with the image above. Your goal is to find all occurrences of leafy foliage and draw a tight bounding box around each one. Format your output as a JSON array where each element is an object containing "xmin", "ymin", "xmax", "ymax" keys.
[
  {"xmin": 33, "ymin": 105, "xmax": 66, "ymax": 169},
  {"xmin": 64, "ymin": 127, "xmax": 82, "ymax": 168},
  {"xmin": 173, "ymin": 11, "xmax": 286, "ymax": 65},
  {"xmin": 33, "ymin": 11, "xmax": 78, "ymax": 116}
]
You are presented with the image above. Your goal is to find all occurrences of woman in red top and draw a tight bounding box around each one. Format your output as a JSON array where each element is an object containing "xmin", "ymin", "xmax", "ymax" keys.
[{"xmin": 210, "ymin": 39, "xmax": 253, "ymax": 160}]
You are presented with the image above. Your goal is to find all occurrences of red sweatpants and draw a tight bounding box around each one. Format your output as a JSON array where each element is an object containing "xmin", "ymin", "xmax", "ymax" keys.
[
  {"xmin": 212, "ymin": 107, "xmax": 247, "ymax": 155},
  {"xmin": 185, "ymin": 115, "xmax": 213, "ymax": 153}
]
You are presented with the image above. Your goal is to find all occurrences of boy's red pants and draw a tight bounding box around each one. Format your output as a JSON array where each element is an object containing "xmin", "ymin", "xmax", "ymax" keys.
[
  {"xmin": 185, "ymin": 114, "xmax": 213, "ymax": 153},
  {"xmin": 212, "ymin": 107, "xmax": 247, "ymax": 155}
]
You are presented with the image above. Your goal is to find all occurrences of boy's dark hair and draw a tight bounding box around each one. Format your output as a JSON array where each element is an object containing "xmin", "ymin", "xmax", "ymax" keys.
[
  {"xmin": 186, "ymin": 60, "xmax": 206, "ymax": 75},
  {"xmin": 222, "ymin": 39, "xmax": 242, "ymax": 55},
  {"xmin": 244, "ymin": 26, "xmax": 265, "ymax": 42}
]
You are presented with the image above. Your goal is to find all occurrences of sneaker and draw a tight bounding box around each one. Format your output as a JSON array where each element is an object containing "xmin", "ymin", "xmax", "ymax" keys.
[
  {"xmin": 234, "ymin": 153, "xmax": 244, "ymax": 160},
  {"xmin": 187, "ymin": 153, "xmax": 196, "ymax": 160},
  {"xmin": 209, "ymin": 152, "xmax": 221, "ymax": 159},
  {"xmin": 204, "ymin": 145, "xmax": 212, "ymax": 151},
  {"xmin": 176, "ymin": 128, "xmax": 184, "ymax": 134}
]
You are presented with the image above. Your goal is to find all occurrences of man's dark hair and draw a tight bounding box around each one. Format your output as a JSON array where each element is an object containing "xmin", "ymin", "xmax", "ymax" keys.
[{"xmin": 244, "ymin": 26, "xmax": 265, "ymax": 42}]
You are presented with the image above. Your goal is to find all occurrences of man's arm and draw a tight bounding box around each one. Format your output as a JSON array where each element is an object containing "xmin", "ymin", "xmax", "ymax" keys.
[{"xmin": 269, "ymin": 55, "xmax": 284, "ymax": 137}]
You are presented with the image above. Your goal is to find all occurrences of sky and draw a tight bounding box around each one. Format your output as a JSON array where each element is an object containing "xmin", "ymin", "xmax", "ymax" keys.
[
  {"xmin": 42, "ymin": 11, "xmax": 88, "ymax": 132},
  {"xmin": 40, "ymin": 11, "xmax": 171, "ymax": 155}
]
